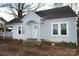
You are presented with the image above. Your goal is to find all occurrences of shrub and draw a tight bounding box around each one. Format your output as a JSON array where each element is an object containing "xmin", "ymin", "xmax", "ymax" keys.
[
  {"xmin": 40, "ymin": 39, "xmax": 52, "ymax": 47},
  {"xmin": 55, "ymin": 41, "xmax": 76, "ymax": 49}
]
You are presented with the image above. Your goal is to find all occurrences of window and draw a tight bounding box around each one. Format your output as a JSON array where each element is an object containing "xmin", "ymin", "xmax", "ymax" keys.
[
  {"xmin": 53, "ymin": 24, "xmax": 58, "ymax": 35},
  {"xmin": 51, "ymin": 22, "xmax": 68, "ymax": 36},
  {"xmin": 61, "ymin": 23, "xmax": 67, "ymax": 35},
  {"xmin": 18, "ymin": 26, "xmax": 22, "ymax": 34}
]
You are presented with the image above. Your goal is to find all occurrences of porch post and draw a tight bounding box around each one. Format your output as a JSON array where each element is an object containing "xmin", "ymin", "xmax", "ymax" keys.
[
  {"xmin": 76, "ymin": 17, "xmax": 78, "ymax": 46},
  {"xmin": 39, "ymin": 22, "xmax": 40, "ymax": 41},
  {"xmin": 3, "ymin": 24, "xmax": 6, "ymax": 39},
  {"xmin": 37, "ymin": 22, "xmax": 40, "ymax": 41}
]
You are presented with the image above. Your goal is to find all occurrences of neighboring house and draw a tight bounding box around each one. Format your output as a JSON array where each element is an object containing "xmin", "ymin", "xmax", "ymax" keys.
[
  {"xmin": 0, "ymin": 17, "xmax": 6, "ymax": 37},
  {"xmin": 6, "ymin": 6, "xmax": 78, "ymax": 45}
]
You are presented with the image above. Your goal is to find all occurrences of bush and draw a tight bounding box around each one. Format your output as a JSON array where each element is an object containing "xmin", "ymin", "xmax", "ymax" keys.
[
  {"xmin": 39, "ymin": 39, "xmax": 52, "ymax": 47},
  {"xmin": 42, "ymin": 39, "xmax": 52, "ymax": 45},
  {"xmin": 55, "ymin": 41, "xmax": 76, "ymax": 49}
]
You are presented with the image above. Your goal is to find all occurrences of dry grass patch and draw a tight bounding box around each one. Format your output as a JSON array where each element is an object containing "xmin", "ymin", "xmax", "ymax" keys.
[{"xmin": 0, "ymin": 38, "xmax": 77, "ymax": 56}]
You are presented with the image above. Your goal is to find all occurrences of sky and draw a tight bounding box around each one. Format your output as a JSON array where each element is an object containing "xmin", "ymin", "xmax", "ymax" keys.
[
  {"xmin": 0, "ymin": 3, "xmax": 54, "ymax": 22},
  {"xmin": 0, "ymin": 7, "xmax": 14, "ymax": 22},
  {"xmin": 0, "ymin": 12, "xmax": 14, "ymax": 22},
  {"xmin": 0, "ymin": 3, "xmax": 79, "ymax": 22}
]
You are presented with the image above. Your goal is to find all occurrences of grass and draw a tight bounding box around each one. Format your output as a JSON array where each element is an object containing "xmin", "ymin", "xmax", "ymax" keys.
[
  {"xmin": 4, "ymin": 38, "xmax": 77, "ymax": 49},
  {"xmin": 39, "ymin": 40, "xmax": 77, "ymax": 49},
  {"xmin": 41, "ymin": 39, "xmax": 52, "ymax": 45},
  {"xmin": 55, "ymin": 41, "xmax": 76, "ymax": 49},
  {"xmin": 0, "ymin": 38, "xmax": 77, "ymax": 55}
]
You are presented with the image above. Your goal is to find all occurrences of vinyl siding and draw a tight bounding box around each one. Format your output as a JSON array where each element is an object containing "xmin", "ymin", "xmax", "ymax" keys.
[
  {"xmin": 40, "ymin": 17, "xmax": 77, "ymax": 43},
  {"xmin": 6, "ymin": 12, "xmax": 77, "ymax": 43}
]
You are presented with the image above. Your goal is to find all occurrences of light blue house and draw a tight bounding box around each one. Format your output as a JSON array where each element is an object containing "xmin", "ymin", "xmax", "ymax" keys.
[{"xmin": 6, "ymin": 6, "xmax": 77, "ymax": 45}]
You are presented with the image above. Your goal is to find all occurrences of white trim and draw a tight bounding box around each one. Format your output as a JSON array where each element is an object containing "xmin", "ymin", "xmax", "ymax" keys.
[
  {"xmin": 58, "ymin": 23, "xmax": 61, "ymax": 35},
  {"xmin": 51, "ymin": 23, "xmax": 59, "ymax": 36},
  {"xmin": 37, "ymin": 23, "xmax": 39, "ymax": 41},
  {"xmin": 37, "ymin": 22, "xmax": 41, "ymax": 41},
  {"xmin": 60, "ymin": 22, "xmax": 69, "ymax": 36},
  {"xmin": 38, "ymin": 23, "xmax": 41, "ymax": 41},
  {"xmin": 51, "ymin": 22, "xmax": 69, "ymax": 36},
  {"xmin": 76, "ymin": 17, "xmax": 78, "ymax": 46}
]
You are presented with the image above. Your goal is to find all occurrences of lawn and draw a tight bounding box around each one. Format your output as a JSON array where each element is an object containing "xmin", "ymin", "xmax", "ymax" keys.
[{"xmin": 0, "ymin": 38, "xmax": 78, "ymax": 56}]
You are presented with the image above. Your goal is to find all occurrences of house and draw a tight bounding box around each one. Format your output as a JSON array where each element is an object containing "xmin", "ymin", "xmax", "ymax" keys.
[
  {"xmin": 0, "ymin": 17, "xmax": 6, "ymax": 37},
  {"xmin": 6, "ymin": 6, "xmax": 78, "ymax": 45}
]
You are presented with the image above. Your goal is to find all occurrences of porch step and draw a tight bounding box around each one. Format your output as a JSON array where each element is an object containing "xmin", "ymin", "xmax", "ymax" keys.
[
  {"xmin": 26, "ymin": 38, "xmax": 37, "ymax": 42},
  {"xmin": 23, "ymin": 38, "xmax": 41, "ymax": 46}
]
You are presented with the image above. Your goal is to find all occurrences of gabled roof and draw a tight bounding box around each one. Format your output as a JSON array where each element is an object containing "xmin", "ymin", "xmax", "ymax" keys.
[
  {"xmin": 6, "ymin": 6, "xmax": 77, "ymax": 24},
  {"xmin": 35, "ymin": 6, "xmax": 77, "ymax": 19}
]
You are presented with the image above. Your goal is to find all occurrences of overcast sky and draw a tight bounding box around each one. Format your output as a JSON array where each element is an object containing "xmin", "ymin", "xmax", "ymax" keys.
[{"xmin": 0, "ymin": 3, "xmax": 54, "ymax": 22}]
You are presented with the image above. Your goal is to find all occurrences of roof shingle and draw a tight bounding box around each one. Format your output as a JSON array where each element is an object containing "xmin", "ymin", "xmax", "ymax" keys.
[{"xmin": 35, "ymin": 6, "xmax": 77, "ymax": 19}]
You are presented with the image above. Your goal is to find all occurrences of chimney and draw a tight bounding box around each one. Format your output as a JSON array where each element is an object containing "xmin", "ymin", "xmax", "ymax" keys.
[{"xmin": 18, "ymin": 10, "xmax": 22, "ymax": 18}]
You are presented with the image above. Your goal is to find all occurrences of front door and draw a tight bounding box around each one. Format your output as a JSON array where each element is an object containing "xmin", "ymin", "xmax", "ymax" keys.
[{"xmin": 32, "ymin": 24, "xmax": 38, "ymax": 38}]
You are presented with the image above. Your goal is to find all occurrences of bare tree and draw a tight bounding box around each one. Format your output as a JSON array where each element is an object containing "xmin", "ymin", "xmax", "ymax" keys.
[{"xmin": 0, "ymin": 3, "xmax": 45, "ymax": 18}]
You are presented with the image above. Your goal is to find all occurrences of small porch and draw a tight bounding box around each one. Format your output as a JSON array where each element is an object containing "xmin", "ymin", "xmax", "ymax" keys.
[
  {"xmin": 25, "ymin": 19, "xmax": 43, "ymax": 42},
  {"xmin": 0, "ymin": 23, "xmax": 6, "ymax": 39}
]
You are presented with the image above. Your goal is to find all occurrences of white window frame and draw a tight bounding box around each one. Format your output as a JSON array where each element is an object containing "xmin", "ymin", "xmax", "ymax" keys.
[
  {"xmin": 17, "ymin": 25, "xmax": 23, "ymax": 35},
  {"xmin": 51, "ymin": 22, "xmax": 69, "ymax": 36},
  {"xmin": 51, "ymin": 23, "xmax": 59, "ymax": 36},
  {"xmin": 60, "ymin": 22, "xmax": 69, "ymax": 36}
]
